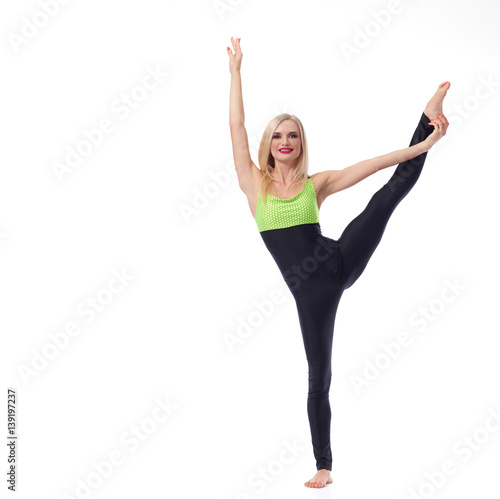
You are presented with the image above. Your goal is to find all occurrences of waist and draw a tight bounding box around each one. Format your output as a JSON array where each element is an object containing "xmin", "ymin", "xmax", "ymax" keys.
[{"xmin": 260, "ymin": 223, "xmax": 340, "ymax": 274}]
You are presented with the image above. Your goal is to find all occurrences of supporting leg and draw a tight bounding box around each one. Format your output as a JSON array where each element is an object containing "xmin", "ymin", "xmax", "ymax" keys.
[{"xmin": 295, "ymin": 289, "xmax": 342, "ymax": 471}]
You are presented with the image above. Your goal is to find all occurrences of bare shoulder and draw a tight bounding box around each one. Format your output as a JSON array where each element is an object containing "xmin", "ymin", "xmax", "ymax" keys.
[
  {"xmin": 310, "ymin": 171, "xmax": 328, "ymax": 192},
  {"xmin": 243, "ymin": 165, "xmax": 264, "ymax": 219},
  {"xmin": 250, "ymin": 166, "xmax": 264, "ymax": 198},
  {"xmin": 310, "ymin": 171, "xmax": 339, "ymax": 209}
]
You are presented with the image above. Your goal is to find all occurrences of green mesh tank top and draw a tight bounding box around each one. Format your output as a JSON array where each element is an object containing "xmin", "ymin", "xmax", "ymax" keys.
[{"xmin": 255, "ymin": 177, "xmax": 320, "ymax": 232}]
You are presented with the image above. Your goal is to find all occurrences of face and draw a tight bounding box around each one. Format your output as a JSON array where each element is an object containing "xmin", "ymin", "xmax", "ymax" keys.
[{"xmin": 270, "ymin": 120, "xmax": 301, "ymax": 163}]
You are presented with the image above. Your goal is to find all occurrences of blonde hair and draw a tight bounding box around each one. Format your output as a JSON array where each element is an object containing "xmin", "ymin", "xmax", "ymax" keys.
[{"xmin": 257, "ymin": 114, "xmax": 309, "ymax": 204}]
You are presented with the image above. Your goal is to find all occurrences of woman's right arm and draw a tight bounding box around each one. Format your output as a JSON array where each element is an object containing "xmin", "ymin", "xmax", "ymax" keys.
[{"xmin": 228, "ymin": 37, "xmax": 262, "ymax": 196}]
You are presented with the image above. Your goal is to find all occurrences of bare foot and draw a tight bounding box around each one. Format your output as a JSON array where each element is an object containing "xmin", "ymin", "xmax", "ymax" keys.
[
  {"xmin": 424, "ymin": 81, "xmax": 450, "ymax": 121},
  {"xmin": 304, "ymin": 469, "xmax": 332, "ymax": 488}
]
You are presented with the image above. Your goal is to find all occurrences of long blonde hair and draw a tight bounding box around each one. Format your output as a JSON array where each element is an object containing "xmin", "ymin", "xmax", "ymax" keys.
[{"xmin": 257, "ymin": 114, "xmax": 309, "ymax": 204}]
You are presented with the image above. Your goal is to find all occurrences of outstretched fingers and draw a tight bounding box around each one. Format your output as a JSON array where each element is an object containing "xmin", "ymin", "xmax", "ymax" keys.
[
  {"xmin": 227, "ymin": 37, "xmax": 243, "ymax": 73},
  {"xmin": 231, "ymin": 36, "xmax": 241, "ymax": 49}
]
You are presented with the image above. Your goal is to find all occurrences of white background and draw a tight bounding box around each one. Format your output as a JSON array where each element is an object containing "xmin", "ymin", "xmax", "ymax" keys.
[{"xmin": 1, "ymin": 0, "xmax": 500, "ymax": 497}]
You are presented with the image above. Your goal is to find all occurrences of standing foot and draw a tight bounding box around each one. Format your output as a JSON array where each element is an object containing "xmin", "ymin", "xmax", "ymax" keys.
[
  {"xmin": 423, "ymin": 81, "xmax": 450, "ymax": 121},
  {"xmin": 304, "ymin": 469, "xmax": 332, "ymax": 488}
]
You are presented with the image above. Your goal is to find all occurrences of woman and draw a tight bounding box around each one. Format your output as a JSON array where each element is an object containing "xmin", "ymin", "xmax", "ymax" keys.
[{"xmin": 227, "ymin": 36, "xmax": 449, "ymax": 488}]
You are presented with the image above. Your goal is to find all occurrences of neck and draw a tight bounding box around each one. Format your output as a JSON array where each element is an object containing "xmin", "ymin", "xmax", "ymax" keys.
[{"xmin": 272, "ymin": 162, "xmax": 298, "ymax": 184}]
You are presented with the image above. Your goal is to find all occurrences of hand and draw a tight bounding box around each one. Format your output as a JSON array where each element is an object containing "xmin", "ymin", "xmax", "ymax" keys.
[
  {"xmin": 424, "ymin": 113, "xmax": 449, "ymax": 149},
  {"xmin": 227, "ymin": 36, "xmax": 242, "ymax": 74}
]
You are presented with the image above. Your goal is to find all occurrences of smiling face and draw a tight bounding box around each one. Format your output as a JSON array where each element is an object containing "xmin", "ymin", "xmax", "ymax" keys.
[{"xmin": 270, "ymin": 119, "xmax": 301, "ymax": 163}]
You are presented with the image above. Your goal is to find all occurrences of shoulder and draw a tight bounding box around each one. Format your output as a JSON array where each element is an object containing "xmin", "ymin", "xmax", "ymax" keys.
[{"xmin": 309, "ymin": 172, "xmax": 328, "ymax": 192}]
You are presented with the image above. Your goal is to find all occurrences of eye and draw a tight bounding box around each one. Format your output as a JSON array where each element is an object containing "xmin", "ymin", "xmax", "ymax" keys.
[{"xmin": 273, "ymin": 134, "xmax": 298, "ymax": 139}]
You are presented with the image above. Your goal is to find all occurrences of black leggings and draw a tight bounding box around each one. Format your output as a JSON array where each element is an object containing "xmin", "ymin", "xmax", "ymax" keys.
[{"xmin": 259, "ymin": 112, "xmax": 434, "ymax": 470}]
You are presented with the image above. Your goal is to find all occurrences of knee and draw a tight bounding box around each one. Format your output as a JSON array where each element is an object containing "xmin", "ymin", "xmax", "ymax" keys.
[
  {"xmin": 387, "ymin": 162, "xmax": 422, "ymax": 196},
  {"xmin": 307, "ymin": 361, "xmax": 332, "ymax": 398}
]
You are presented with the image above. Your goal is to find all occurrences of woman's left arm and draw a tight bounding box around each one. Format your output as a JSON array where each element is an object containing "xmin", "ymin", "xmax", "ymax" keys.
[
  {"xmin": 314, "ymin": 141, "xmax": 429, "ymax": 199},
  {"xmin": 314, "ymin": 113, "xmax": 448, "ymax": 201}
]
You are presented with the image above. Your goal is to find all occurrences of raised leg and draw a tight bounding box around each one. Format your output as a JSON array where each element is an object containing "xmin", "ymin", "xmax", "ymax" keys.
[{"xmin": 338, "ymin": 112, "xmax": 434, "ymax": 289}]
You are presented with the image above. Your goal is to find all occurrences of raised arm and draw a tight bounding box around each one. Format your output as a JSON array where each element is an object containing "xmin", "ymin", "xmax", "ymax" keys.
[
  {"xmin": 314, "ymin": 113, "xmax": 448, "ymax": 202},
  {"xmin": 227, "ymin": 37, "xmax": 262, "ymax": 196}
]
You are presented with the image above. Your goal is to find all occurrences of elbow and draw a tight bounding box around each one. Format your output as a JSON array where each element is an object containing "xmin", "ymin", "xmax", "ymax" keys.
[
  {"xmin": 371, "ymin": 157, "xmax": 386, "ymax": 173},
  {"xmin": 229, "ymin": 121, "xmax": 245, "ymax": 129}
]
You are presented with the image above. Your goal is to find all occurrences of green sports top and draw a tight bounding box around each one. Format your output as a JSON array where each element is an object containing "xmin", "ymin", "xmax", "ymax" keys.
[{"xmin": 255, "ymin": 177, "xmax": 320, "ymax": 232}]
